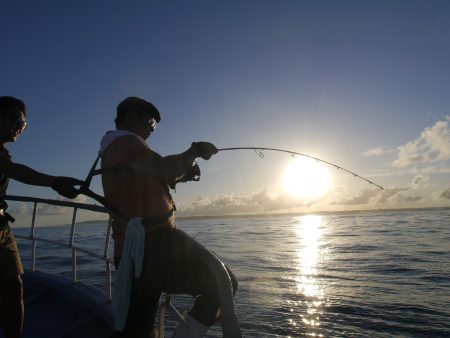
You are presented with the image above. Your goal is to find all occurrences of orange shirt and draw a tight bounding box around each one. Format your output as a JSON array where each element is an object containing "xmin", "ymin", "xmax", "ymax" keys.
[{"xmin": 101, "ymin": 134, "xmax": 174, "ymax": 257}]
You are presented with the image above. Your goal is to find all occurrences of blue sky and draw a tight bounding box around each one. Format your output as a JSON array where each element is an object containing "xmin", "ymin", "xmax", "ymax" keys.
[{"xmin": 2, "ymin": 0, "xmax": 450, "ymax": 225}]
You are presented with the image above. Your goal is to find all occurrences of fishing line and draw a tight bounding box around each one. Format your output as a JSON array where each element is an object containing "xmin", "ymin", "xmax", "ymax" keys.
[
  {"xmin": 217, "ymin": 147, "xmax": 384, "ymax": 190},
  {"xmin": 200, "ymin": 158, "xmax": 258, "ymax": 182}
]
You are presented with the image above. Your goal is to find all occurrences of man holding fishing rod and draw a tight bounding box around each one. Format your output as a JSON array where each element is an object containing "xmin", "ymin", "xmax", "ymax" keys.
[
  {"xmin": 0, "ymin": 96, "xmax": 82, "ymax": 338},
  {"xmin": 99, "ymin": 97, "xmax": 238, "ymax": 338}
]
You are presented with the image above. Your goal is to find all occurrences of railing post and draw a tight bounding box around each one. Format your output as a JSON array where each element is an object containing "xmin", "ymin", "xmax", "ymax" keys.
[
  {"xmin": 69, "ymin": 207, "xmax": 78, "ymax": 283},
  {"xmin": 158, "ymin": 294, "xmax": 173, "ymax": 338},
  {"xmin": 30, "ymin": 201, "xmax": 38, "ymax": 272},
  {"xmin": 106, "ymin": 261, "xmax": 112, "ymax": 303},
  {"xmin": 104, "ymin": 217, "xmax": 113, "ymax": 302}
]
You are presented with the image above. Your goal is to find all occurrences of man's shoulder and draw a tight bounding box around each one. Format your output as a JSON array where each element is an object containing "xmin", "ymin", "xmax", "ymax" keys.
[
  {"xmin": 113, "ymin": 134, "xmax": 148, "ymax": 148},
  {"xmin": 105, "ymin": 134, "xmax": 148, "ymax": 153},
  {"xmin": 102, "ymin": 134, "xmax": 151, "ymax": 166}
]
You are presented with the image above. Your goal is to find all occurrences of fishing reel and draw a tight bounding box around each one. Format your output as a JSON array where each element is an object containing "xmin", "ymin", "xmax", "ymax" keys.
[{"xmin": 169, "ymin": 162, "xmax": 201, "ymax": 190}]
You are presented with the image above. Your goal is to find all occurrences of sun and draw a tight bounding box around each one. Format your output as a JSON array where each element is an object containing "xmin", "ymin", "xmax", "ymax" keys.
[{"xmin": 281, "ymin": 157, "xmax": 331, "ymax": 200}]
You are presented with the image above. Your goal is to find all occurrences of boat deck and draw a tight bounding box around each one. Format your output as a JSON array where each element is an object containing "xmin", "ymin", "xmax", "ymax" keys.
[{"xmin": 0, "ymin": 271, "xmax": 116, "ymax": 338}]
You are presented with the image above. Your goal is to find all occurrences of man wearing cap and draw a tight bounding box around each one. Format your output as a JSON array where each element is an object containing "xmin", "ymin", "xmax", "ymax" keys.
[
  {"xmin": 0, "ymin": 96, "xmax": 82, "ymax": 338},
  {"xmin": 100, "ymin": 97, "xmax": 237, "ymax": 338}
]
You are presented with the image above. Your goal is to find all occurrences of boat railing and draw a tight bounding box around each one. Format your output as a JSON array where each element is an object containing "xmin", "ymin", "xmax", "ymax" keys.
[
  {"xmin": 6, "ymin": 195, "xmax": 114, "ymax": 302},
  {"xmin": 6, "ymin": 195, "xmax": 241, "ymax": 337}
]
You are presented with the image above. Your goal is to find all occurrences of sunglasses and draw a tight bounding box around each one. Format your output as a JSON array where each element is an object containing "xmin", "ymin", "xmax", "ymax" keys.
[
  {"xmin": 4, "ymin": 114, "xmax": 28, "ymax": 132},
  {"xmin": 149, "ymin": 117, "xmax": 157, "ymax": 131},
  {"xmin": 134, "ymin": 111, "xmax": 157, "ymax": 131}
]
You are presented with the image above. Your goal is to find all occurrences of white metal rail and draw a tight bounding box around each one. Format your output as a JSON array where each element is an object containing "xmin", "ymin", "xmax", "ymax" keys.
[
  {"xmin": 6, "ymin": 195, "xmax": 241, "ymax": 337},
  {"xmin": 6, "ymin": 195, "xmax": 114, "ymax": 302}
]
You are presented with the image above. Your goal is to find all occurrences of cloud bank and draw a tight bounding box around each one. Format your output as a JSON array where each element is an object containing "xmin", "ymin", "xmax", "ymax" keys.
[
  {"xmin": 7, "ymin": 195, "xmax": 88, "ymax": 216},
  {"xmin": 393, "ymin": 117, "xmax": 450, "ymax": 168},
  {"xmin": 178, "ymin": 173, "xmax": 436, "ymax": 216},
  {"xmin": 178, "ymin": 189, "xmax": 318, "ymax": 217},
  {"xmin": 362, "ymin": 147, "xmax": 394, "ymax": 157}
]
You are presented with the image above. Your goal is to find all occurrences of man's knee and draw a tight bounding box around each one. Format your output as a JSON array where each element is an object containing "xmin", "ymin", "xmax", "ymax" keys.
[{"xmin": 190, "ymin": 295, "xmax": 219, "ymax": 327}]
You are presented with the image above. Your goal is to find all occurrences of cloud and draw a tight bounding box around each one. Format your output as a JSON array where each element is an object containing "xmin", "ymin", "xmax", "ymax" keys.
[
  {"xmin": 179, "ymin": 191, "xmax": 270, "ymax": 216},
  {"xmin": 403, "ymin": 195, "xmax": 424, "ymax": 202},
  {"xmin": 362, "ymin": 147, "xmax": 395, "ymax": 157},
  {"xmin": 406, "ymin": 166, "xmax": 450, "ymax": 175},
  {"xmin": 375, "ymin": 186, "xmax": 410, "ymax": 203},
  {"xmin": 181, "ymin": 177, "xmax": 433, "ymax": 215},
  {"xmin": 336, "ymin": 188, "xmax": 380, "ymax": 205},
  {"xmin": 332, "ymin": 181, "xmax": 424, "ymax": 206},
  {"xmin": 410, "ymin": 175, "xmax": 429, "ymax": 189},
  {"xmin": 387, "ymin": 192, "xmax": 423, "ymax": 204},
  {"xmin": 393, "ymin": 117, "xmax": 450, "ymax": 167},
  {"xmin": 5, "ymin": 202, "xmax": 29, "ymax": 215},
  {"xmin": 67, "ymin": 195, "xmax": 87, "ymax": 204},
  {"xmin": 37, "ymin": 195, "xmax": 88, "ymax": 215},
  {"xmin": 178, "ymin": 189, "xmax": 314, "ymax": 216},
  {"xmin": 37, "ymin": 203, "xmax": 68, "ymax": 215},
  {"xmin": 440, "ymin": 186, "xmax": 450, "ymax": 200},
  {"xmin": 332, "ymin": 185, "xmax": 408, "ymax": 206},
  {"xmin": 8, "ymin": 194, "xmax": 89, "ymax": 217}
]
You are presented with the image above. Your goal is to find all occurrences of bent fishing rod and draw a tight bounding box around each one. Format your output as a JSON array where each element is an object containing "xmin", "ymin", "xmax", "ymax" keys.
[
  {"xmin": 217, "ymin": 147, "xmax": 384, "ymax": 190},
  {"xmin": 76, "ymin": 145, "xmax": 383, "ymax": 210}
]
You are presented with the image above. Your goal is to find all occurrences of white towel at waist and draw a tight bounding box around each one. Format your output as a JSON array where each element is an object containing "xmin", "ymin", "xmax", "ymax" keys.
[{"xmin": 112, "ymin": 217, "xmax": 145, "ymax": 331}]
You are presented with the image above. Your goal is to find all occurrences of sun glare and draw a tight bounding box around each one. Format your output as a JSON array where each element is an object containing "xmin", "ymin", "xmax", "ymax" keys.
[{"xmin": 281, "ymin": 157, "xmax": 331, "ymax": 200}]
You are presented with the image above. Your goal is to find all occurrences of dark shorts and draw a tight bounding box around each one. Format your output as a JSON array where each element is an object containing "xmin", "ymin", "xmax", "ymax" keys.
[
  {"xmin": 0, "ymin": 223, "xmax": 23, "ymax": 281},
  {"xmin": 120, "ymin": 226, "xmax": 238, "ymax": 334}
]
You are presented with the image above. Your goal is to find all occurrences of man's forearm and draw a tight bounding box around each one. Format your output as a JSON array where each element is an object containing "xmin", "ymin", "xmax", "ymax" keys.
[
  {"xmin": 161, "ymin": 144, "xmax": 199, "ymax": 182},
  {"xmin": 8, "ymin": 163, "xmax": 54, "ymax": 186},
  {"xmin": 129, "ymin": 144, "xmax": 200, "ymax": 184}
]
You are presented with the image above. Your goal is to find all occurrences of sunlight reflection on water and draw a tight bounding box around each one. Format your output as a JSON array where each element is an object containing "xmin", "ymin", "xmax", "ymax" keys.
[{"xmin": 294, "ymin": 215, "xmax": 325, "ymax": 337}]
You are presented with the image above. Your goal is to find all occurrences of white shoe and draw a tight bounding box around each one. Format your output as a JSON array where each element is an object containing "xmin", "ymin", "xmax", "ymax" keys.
[{"xmin": 171, "ymin": 314, "xmax": 208, "ymax": 338}]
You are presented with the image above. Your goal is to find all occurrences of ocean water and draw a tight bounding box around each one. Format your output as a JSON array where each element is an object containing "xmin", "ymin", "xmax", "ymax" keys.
[{"xmin": 14, "ymin": 208, "xmax": 450, "ymax": 337}]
